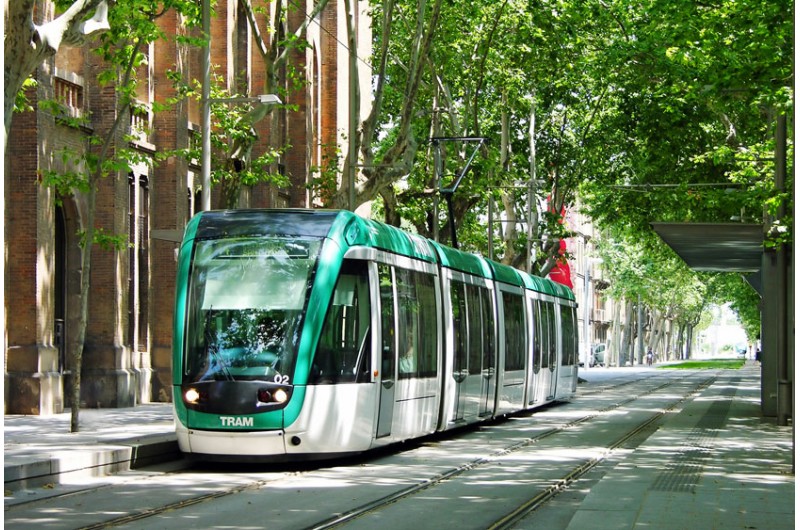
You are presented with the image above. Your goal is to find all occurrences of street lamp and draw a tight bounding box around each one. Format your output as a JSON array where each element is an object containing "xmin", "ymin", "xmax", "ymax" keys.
[{"xmin": 199, "ymin": 94, "xmax": 282, "ymax": 212}]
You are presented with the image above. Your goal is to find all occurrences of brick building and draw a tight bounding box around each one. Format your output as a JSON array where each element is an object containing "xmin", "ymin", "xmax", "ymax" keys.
[{"xmin": 4, "ymin": 0, "xmax": 372, "ymax": 415}]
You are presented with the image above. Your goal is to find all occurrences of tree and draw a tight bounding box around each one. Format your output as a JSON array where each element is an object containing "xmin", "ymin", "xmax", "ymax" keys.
[
  {"xmin": 352, "ymin": 0, "xmax": 792, "ymax": 281},
  {"xmin": 165, "ymin": 73, "xmax": 289, "ymax": 209},
  {"xmin": 5, "ymin": 0, "xmax": 111, "ymax": 150},
  {"xmin": 177, "ymin": 0, "xmax": 331, "ymax": 209},
  {"xmin": 578, "ymin": 0, "xmax": 793, "ymax": 242},
  {"xmin": 5, "ymin": 0, "xmax": 110, "ymax": 430},
  {"xmin": 14, "ymin": 0, "xmax": 200, "ymax": 431},
  {"xmin": 594, "ymin": 228, "xmax": 710, "ymax": 362},
  {"xmin": 336, "ymin": 0, "xmax": 444, "ymax": 216},
  {"xmin": 318, "ymin": 0, "xmax": 605, "ymax": 277}
]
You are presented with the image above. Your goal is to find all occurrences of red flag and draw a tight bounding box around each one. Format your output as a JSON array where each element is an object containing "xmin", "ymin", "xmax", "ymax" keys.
[{"xmin": 548, "ymin": 239, "xmax": 573, "ymax": 288}]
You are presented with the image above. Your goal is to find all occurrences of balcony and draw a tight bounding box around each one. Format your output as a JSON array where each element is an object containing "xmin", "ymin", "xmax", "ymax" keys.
[
  {"xmin": 53, "ymin": 75, "xmax": 84, "ymax": 120},
  {"xmin": 593, "ymin": 308, "xmax": 607, "ymax": 323}
]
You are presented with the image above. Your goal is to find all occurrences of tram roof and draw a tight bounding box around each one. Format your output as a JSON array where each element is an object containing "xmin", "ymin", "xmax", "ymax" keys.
[
  {"xmin": 192, "ymin": 209, "xmax": 341, "ymax": 239},
  {"xmin": 429, "ymin": 242, "xmax": 493, "ymax": 278},
  {"xmin": 488, "ymin": 261, "xmax": 524, "ymax": 286},
  {"xmin": 343, "ymin": 212, "xmax": 574, "ymax": 300},
  {"xmin": 340, "ymin": 213, "xmax": 438, "ymax": 263}
]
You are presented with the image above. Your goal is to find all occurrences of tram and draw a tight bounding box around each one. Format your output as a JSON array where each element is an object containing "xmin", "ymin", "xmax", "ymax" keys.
[{"xmin": 172, "ymin": 209, "xmax": 579, "ymax": 461}]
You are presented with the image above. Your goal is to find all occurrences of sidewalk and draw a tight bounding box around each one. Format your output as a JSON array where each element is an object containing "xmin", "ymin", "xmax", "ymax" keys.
[
  {"xmin": 4, "ymin": 403, "xmax": 178, "ymax": 492},
  {"xmin": 568, "ymin": 363, "xmax": 795, "ymax": 530}
]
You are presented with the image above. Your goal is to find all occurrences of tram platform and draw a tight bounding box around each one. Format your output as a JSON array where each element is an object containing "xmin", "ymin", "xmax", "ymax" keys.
[
  {"xmin": 4, "ymin": 402, "xmax": 179, "ymax": 494},
  {"xmin": 4, "ymin": 363, "xmax": 795, "ymax": 529}
]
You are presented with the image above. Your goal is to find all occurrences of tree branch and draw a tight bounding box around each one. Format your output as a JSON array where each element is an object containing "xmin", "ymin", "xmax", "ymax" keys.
[{"xmin": 35, "ymin": 0, "xmax": 110, "ymax": 52}]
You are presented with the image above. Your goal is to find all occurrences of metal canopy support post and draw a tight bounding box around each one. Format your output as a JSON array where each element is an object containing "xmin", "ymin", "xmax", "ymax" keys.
[
  {"xmin": 583, "ymin": 253, "xmax": 591, "ymax": 367},
  {"xmin": 773, "ymin": 113, "xmax": 791, "ymax": 427}
]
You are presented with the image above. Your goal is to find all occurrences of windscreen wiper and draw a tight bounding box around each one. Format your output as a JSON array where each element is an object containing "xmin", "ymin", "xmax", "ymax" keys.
[{"xmin": 204, "ymin": 307, "xmax": 234, "ymax": 381}]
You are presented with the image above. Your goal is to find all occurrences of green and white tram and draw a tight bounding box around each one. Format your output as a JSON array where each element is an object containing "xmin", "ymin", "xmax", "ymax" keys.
[{"xmin": 173, "ymin": 209, "xmax": 578, "ymax": 461}]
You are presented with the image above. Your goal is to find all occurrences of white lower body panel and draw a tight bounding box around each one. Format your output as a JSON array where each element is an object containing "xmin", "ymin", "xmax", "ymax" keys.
[{"xmin": 177, "ymin": 423, "xmax": 286, "ymax": 457}]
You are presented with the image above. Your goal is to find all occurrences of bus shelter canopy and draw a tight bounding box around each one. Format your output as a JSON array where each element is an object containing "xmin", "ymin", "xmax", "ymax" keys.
[{"xmin": 651, "ymin": 223, "xmax": 763, "ymax": 273}]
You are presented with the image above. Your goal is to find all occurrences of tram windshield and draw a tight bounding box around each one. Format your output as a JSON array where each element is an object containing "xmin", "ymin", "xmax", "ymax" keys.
[{"xmin": 183, "ymin": 236, "xmax": 322, "ymax": 383}]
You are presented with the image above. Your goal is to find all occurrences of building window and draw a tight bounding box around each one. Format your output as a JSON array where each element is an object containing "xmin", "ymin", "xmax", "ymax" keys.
[
  {"xmin": 130, "ymin": 101, "xmax": 152, "ymax": 145},
  {"xmin": 187, "ymin": 125, "xmax": 201, "ymax": 168},
  {"xmin": 128, "ymin": 173, "xmax": 150, "ymax": 351}
]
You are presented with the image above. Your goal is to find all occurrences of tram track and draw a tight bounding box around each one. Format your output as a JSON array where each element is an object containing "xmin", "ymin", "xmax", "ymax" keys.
[
  {"xmin": 5, "ymin": 371, "xmax": 713, "ymax": 530},
  {"xmin": 487, "ymin": 375, "xmax": 715, "ymax": 529}
]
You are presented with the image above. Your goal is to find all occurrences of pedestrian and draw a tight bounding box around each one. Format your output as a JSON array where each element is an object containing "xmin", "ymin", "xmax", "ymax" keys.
[{"xmin": 646, "ymin": 348, "xmax": 654, "ymax": 367}]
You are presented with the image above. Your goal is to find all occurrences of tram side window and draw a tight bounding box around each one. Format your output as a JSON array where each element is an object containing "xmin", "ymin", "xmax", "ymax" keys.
[
  {"xmin": 560, "ymin": 304, "xmax": 574, "ymax": 366},
  {"xmin": 466, "ymin": 285, "xmax": 481, "ymax": 375},
  {"xmin": 310, "ymin": 260, "xmax": 372, "ymax": 384},
  {"xmin": 571, "ymin": 307, "xmax": 579, "ymax": 364},
  {"xmin": 451, "ymin": 281, "xmax": 469, "ymax": 377},
  {"xmin": 397, "ymin": 268, "xmax": 437, "ymax": 379},
  {"xmin": 569, "ymin": 306, "xmax": 579, "ymax": 365},
  {"xmin": 543, "ymin": 302, "xmax": 557, "ymax": 369},
  {"xmin": 378, "ymin": 265, "xmax": 396, "ymax": 380},
  {"xmin": 415, "ymin": 271, "xmax": 438, "ymax": 377},
  {"xmin": 539, "ymin": 301, "xmax": 551, "ymax": 370},
  {"xmin": 503, "ymin": 292, "xmax": 526, "ymax": 371}
]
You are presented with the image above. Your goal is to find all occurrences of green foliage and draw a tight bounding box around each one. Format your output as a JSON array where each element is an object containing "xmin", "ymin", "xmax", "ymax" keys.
[
  {"xmin": 660, "ymin": 360, "xmax": 746, "ymax": 370},
  {"xmin": 163, "ymin": 73, "xmax": 290, "ymax": 208},
  {"xmin": 38, "ymin": 0, "xmax": 203, "ymax": 230},
  {"xmin": 363, "ymin": 0, "xmax": 787, "ymax": 277},
  {"xmin": 77, "ymin": 227, "xmax": 131, "ymax": 251},
  {"xmin": 309, "ymin": 144, "xmax": 343, "ymax": 204},
  {"xmin": 578, "ymin": 0, "xmax": 793, "ymax": 241},
  {"xmin": 705, "ymin": 274, "xmax": 762, "ymax": 341},
  {"xmin": 594, "ymin": 227, "xmax": 708, "ymax": 327},
  {"xmin": 40, "ymin": 146, "xmax": 91, "ymax": 203},
  {"xmin": 14, "ymin": 77, "xmax": 38, "ymax": 113}
]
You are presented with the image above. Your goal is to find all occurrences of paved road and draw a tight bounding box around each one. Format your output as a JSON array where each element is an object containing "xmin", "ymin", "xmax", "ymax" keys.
[{"xmin": 4, "ymin": 365, "xmax": 794, "ymax": 530}]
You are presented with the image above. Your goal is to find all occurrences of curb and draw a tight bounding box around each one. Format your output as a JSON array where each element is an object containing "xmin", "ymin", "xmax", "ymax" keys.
[{"xmin": 4, "ymin": 434, "xmax": 180, "ymax": 492}]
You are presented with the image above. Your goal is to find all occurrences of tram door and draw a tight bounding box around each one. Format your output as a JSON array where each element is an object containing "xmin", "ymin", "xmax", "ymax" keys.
[
  {"xmin": 451, "ymin": 280, "xmax": 495, "ymax": 421},
  {"xmin": 537, "ymin": 301, "xmax": 554, "ymax": 401},
  {"xmin": 545, "ymin": 301, "xmax": 559, "ymax": 400},
  {"xmin": 527, "ymin": 298, "xmax": 541, "ymax": 406},
  {"xmin": 451, "ymin": 282, "xmax": 469, "ymax": 421},
  {"xmin": 477, "ymin": 286, "xmax": 496, "ymax": 417},
  {"xmin": 376, "ymin": 265, "xmax": 396, "ymax": 438}
]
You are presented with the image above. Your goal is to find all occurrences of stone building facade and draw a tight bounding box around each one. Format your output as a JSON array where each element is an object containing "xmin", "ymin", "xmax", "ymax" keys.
[{"xmin": 4, "ymin": 0, "xmax": 371, "ymax": 415}]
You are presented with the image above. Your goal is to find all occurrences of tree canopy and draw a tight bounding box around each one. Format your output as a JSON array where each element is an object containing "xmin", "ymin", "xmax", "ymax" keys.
[
  {"xmin": 337, "ymin": 0, "xmax": 791, "ymax": 273},
  {"xmin": 346, "ymin": 0, "xmax": 790, "ymax": 329},
  {"xmin": 7, "ymin": 0, "xmax": 791, "ymax": 344}
]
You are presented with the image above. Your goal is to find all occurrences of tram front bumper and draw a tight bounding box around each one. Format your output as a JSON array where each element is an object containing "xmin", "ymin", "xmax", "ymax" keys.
[{"xmin": 177, "ymin": 424, "xmax": 287, "ymax": 457}]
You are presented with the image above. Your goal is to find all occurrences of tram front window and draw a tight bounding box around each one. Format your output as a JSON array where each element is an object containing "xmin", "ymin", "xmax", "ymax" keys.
[{"xmin": 184, "ymin": 236, "xmax": 322, "ymax": 383}]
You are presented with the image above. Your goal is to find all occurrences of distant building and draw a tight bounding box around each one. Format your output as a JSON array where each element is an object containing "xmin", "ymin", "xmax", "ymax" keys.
[
  {"xmin": 563, "ymin": 206, "xmax": 613, "ymax": 367},
  {"xmin": 4, "ymin": 0, "xmax": 372, "ymax": 414}
]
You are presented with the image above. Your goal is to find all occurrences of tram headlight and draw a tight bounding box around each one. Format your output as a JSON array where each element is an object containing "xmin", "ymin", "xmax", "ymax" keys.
[
  {"xmin": 184, "ymin": 388, "xmax": 201, "ymax": 404},
  {"xmin": 257, "ymin": 388, "xmax": 272, "ymax": 403},
  {"xmin": 273, "ymin": 388, "xmax": 289, "ymax": 404},
  {"xmin": 257, "ymin": 387, "xmax": 289, "ymax": 404}
]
